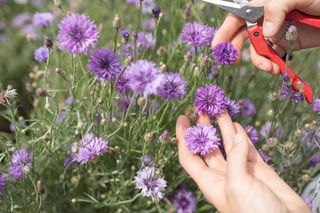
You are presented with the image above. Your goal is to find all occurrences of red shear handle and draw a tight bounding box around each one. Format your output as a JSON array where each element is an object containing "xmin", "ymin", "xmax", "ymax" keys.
[
  {"xmin": 247, "ymin": 25, "xmax": 313, "ymax": 104},
  {"xmin": 286, "ymin": 10, "xmax": 320, "ymax": 29}
]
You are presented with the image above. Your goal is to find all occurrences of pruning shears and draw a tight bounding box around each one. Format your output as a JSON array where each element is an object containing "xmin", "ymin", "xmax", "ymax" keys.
[{"xmin": 203, "ymin": 0, "xmax": 320, "ymax": 104}]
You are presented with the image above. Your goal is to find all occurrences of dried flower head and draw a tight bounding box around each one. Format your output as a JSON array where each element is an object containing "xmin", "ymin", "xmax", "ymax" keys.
[{"xmin": 0, "ymin": 89, "xmax": 17, "ymax": 105}]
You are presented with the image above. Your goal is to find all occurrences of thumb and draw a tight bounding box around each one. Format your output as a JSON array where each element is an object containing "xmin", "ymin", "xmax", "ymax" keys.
[
  {"xmin": 226, "ymin": 133, "xmax": 250, "ymax": 182},
  {"xmin": 262, "ymin": 0, "xmax": 294, "ymax": 37}
]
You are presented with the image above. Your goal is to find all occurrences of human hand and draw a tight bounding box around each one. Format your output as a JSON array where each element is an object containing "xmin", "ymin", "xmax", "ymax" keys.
[
  {"xmin": 211, "ymin": 0, "xmax": 320, "ymax": 75},
  {"xmin": 176, "ymin": 111, "xmax": 311, "ymax": 213}
]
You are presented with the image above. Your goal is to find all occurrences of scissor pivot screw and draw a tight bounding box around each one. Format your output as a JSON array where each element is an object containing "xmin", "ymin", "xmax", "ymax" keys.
[
  {"xmin": 254, "ymin": 32, "xmax": 259, "ymax": 37},
  {"xmin": 245, "ymin": 9, "xmax": 253, "ymax": 17}
]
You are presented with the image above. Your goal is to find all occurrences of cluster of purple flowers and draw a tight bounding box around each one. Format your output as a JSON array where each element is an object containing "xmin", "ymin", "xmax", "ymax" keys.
[
  {"xmin": 134, "ymin": 166, "xmax": 167, "ymax": 201},
  {"xmin": 8, "ymin": 149, "xmax": 33, "ymax": 179},
  {"xmin": 185, "ymin": 124, "xmax": 220, "ymax": 155},
  {"xmin": 279, "ymin": 82, "xmax": 304, "ymax": 102}
]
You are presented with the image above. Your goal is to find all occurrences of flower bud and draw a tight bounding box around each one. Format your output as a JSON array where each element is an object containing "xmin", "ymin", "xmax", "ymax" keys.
[
  {"xmin": 194, "ymin": 67, "xmax": 200, "ymax": 78},
  {"xmin": 295, "ymin": 129, "xmax": 302, "ymax": 138},
  {"xmin": 132, "ymin": 30, "xmax": 138, "ymax": 42},
  {"xmin": 157, "ymin": 46, "xmax": 166, "ymax": 56},
  {"xmin": 297, "ymin": 81, "xmax": 304, "ymax": 91},
  {"xmin": 267, "ymin": 109, "xmax": 273, "ymax": 117},
  {"xmin": 56, "ymin": 68, "xmax": 65, "ymax": 77},
  {"xmin": 97, "ymin": 97, "xmax": 104, "ymax": 104},
  {"xmin": 36, "ymin": 88, "xmax": 47, "ymax": 97},
  {"xmin": 44, "ymin": 36, "xmax": 53, "ymax": 48},
  {"xmin": 267, "ymin": 137, "xmax": 277, "ymax": 147},
  {"xmin": 53, "ymin": 0, "xmax": 61, "ymax": 7},
  {"xmin": 159, "ymin": 130, "xmax": 169, "ymax": 144},
  {"xmin": 101, "ymin": 118, "xmax": 107, "ymax": 125},
  {"xmin": 138, "ymin": 97, "xmax": 145, "ymax": 106},
  {"xmin": 112, "ymin": 14, "xmax": 121, "ymax": 30},
  {"xmin": 184, "ymin": 7, "xmax": 191, "ymax": 19},
  {"xmin": 160, "ymin": 64, "xmax": 166, "ymax": 73},
  {"xmin": 271, "ymin": 92, "xmax": 278, "ymax": 101},
  {"xmin": 171, "ymin": 137, "xmax": 177, "ymax": 144},
  {"xmin": 286, "ymin": 25, "xmax": 298, "ymax": 41},
  {"xmin": 144, "ymin": 133, "xmax": 153, "ymax": 142},
  {"xmin": 152, "ymin": 6, "xmax": 161, "ymax": 20}
]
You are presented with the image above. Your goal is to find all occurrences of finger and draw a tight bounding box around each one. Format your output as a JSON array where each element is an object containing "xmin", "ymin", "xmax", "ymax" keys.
[
  {"xmin": 249, "ymin": 45, "xmax": 281, "ymax": 75},
  {"xmin": 176, "ymin": 115, "xmax": 208, "ymax": 179},
  {"xmin": 215, "ymin": 110, "xmax": 237, "ymax": 154},
  {"xmin": 263, "ymin": 0, "xmax": 320, "ymax": 37},
  {"xmin": 226, "ymin": 133, "xmax": 250, "ymax": 183},
  {"xmin": 196, "ymin": 111, "xmax": 226, "ymax": 169},
  {"xmin": 233, "ymin": 123, "xmax": 264, "ymax": 163}
]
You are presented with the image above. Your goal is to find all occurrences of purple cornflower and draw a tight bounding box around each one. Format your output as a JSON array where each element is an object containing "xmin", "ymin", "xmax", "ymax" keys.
[
  {"xmin": 212, "ymin": 42, "xmax": 238, "ymax": 65},
  {"xmin": 0, "ymin": 173, "xmax": 7, "ymax": 202},
  {"xmin": 258, "ymin": 149, "xmax": 272, "ymax": 164},
  {"xmin": 125, "ymin": 59, "xmax": 163, "ymax": 98},
  {"xmin": 63, "ymin": 157, "xmax": 78, "ymax": 169},
  {"xmin": 159, "ymin": 130, "xmax": 169, "ymax": 143},
  {"xmin": 279, "ymin": 82, "xmax": 304, "ymax": 102},
  {"xmin": 115, "ymin": 73, "xmax": 131, "ymax": 93},
  {"xmin": 312, "ymin": 98, "xmax": 320, "ymax": 116},
  {"xmin": 134, "ymin": 166, "xmax": 167, "ymax": 201},
  {"xmin": 158, "ymin": 73, "xmax": 187, "ymax": 101},
  {"xmin": 75, "ymin": 133, "xmax": 108, "ymax": 164},
  {"xmin": 240, "ymin": 99, "xmax": 256, "ymax": 117},
  {"xmin": 88, "ymin": 47, "xmax": 123, "ymax": 82},
  {"xmin": 225, "ymin": 97, "xmax": 240, "ymax": 120},
  {"xmin": 121, "ymin": 32, "xmax": 155, "ymax": 57},
  {"xmin": 243, "ymin": 125, "xmax": 259, "ymax": 145},
  {"xmin": 8, "ymin": 149, "xmax": 33, "ymax": 179},
  {"xmin": 57, "ymin": 13, "xmax": 99, "ymax": 56},
  {"xmin": 32, "ymin": 12, "xmax": 55, "ymax": 27},
  {"xmin": 259, "ymin": 122, "xmax": 284, "ymax": 139},
  {"xmin": 12, "ymin": 13, "xmax": 31, "ymax": 28},
  {"xmin": 180, "ymin": 21, "xmax": 215, "ymax": 48},
  {"xmin": 185, "ymin": 124, "xmax": 220, "ymax": 155},
  {"xmin": 173, "ymin": 188, "xmax": 196, "ymax": 213},
  {"xmin": 194, "ymin": 84, "xmax": 226, "ymax": 116},
  {"xmin": 304, "ymin": 197, "xmax": 312, "ymax": 210},
  {"xmin": 23, "ymin": 24, "xmax": 40, "ymax": 40},
  {"xmin": 152, "ymin": 6, "xmax": 161, "ymax": 19},
  {"xmin": 301, "ymin": 128, "xmax": 320, "ymax": 167},
  {"xmin": 119, "ymin": 28, "xmax": 130, "ymax": 42},
  {"xmin": 34, "ymin": 46, "xmax": 52, "ymax": 62}
]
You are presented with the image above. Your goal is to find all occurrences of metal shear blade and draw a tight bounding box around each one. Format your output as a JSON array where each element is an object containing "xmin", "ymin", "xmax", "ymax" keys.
[{"xmin": 202, "ymin": 0, "xmax": 264, "ymax": 23}]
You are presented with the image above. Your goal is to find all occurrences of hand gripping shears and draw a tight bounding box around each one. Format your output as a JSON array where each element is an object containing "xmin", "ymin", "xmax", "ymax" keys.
[{"xmin": 203, "ymin": 0, "xmax": 320, "ymax": 104}]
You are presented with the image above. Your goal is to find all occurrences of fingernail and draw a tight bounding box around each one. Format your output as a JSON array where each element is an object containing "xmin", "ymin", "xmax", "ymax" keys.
[
  {"xmin": 233, "ymin": 133, "xmax": 244, "ymax": 145},
  {"xmin": 263, "ymin": 21, "xmax": 274, "ymax": 37}
]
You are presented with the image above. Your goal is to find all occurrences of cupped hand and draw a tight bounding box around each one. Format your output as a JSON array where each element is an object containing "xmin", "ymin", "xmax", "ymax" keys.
[
  {"xmin": 176, "ymin": 110, "xmax": 311, "ymax": 213},
  {"xmin": 211, "ymin": 0, "xmax": 320, "ymax": 75}
]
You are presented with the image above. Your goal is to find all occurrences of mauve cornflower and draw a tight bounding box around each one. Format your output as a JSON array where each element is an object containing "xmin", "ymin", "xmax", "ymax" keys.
[
  {"xmin": 279, "ymin": 82, "xmax": 304, "ymax": 102},
  {"xmin": 34, "ymin": 46, "xmax": 52, "ymax": 62},
  {"xmin": 32, "ymin": 12, "xmax": 55, "ymax": 27},
  {"xmin": 312, "ymin": 98, "xmax": 320, "ymax": 116},
  {"xmin": 134, "ymin": 166, "xmax": 167, "ymax": 201},
  {"xmin": 64, "ymin": 157, "xmax": 78, "ymax": 169},
  {"xmin": 212, "ymin": 42, "xmax": 238, "ymax": 65},
  {"xmin": 158, "ymin": 73, "xmax": 187, "ymax": 101},
  {"xmin": 139, "ymin": 154, "xmax": 154, "ymax": 168},
  {"xmin": 119, "ymin": 28, "xmax": 130, "ymax": 42},
  {"xmin": 75, "ymin": 133, "xmax": 108, "ymax": 164},
  {"xmin": 194, "ymin": 84, "xmax": 226, "ymax": 116},
  {"xmin": 173, "ymin": 188, "xmax": 197, "ymax": 213},
  {"xmin": 180, "ymin": 21, "xmax": 215, "ymax": 48},
  {"xmin": 225, "ymin": 97, "xmax": 240, "ymax": 120},
  {"xmin": 243, "ymin": 125, "xmax": 259, "ymax": 145},
  {"xmin": 125, "ymin": 59, "xmax": 163, "ymax": 98},
  {"xmin": 88, "ymin": 47, "xmax": 123, "ymax": 82},
  {"xmin": 258, "ymin": 149, "xmax": 272, "ymax": 164},
  {"xmin": 8, "ymin": 149, "xmax": 33, "ymax": 179},
  {"xmin": 240, "ymin": 99, "xmax": 256, "ymax": 117},
  {"xmin": 115, "ymin": 73, "xmax": 131, "ymax": 93},
  {"xmin": 185, "ymin": 124, "xmax": 220, "ymax": 155},
  {"xmin": 57, "ymin": 13, "xmax": 99, "ymax": 56},
  {"xmin": 259, "ymin": 122, "xmax": 284, "ymax": 139}
]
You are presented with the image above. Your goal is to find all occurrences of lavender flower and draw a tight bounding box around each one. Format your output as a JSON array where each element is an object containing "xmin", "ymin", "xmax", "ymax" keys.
[
  {"xmin": 312, "ymin": 98, "xmax": 320, "ymax": 116},
  {"xmin": 225, "ymin": 97, "xmax": 240, "ymax": 120},
  {"xmin": 180, "ymin": 21, "xmax": 216, "ymax": 48},
  {"xmin": 185, "ymin": 124, "xmax": 220, "ymax": 155},
  {"xmin": 279, "ymin": 82, "xmax": 304, "ymax": 102},
  {"xmin": 12, "ymin": 13, "xmax": 31, "ymax": 28},
  {"xmin": 8, "ymin": 149, "xmax": 33, "ymax": 179},
  {"xmin": 240, "ymin": 99, "xmax": 256, "ymax": 117},
  {"xmin": 34, "ymin": 46, "xmax": 52, "ymax": 62},
  {"xmin": 121, "ymin": 32, "xmax": 155, "ymax": 57},
  {"xmin": 0, "ymin": 173, "xmax": 7, "ymax": 202},
  {"xmin": 32, "ymin": 12, "xmax": 55, "ymax": 27},
  {"xmin": 125, "ymin": 59, "xmax": 163, "ymax": 98},
  {"xmin": 88, "ymin": 47, "xmax": 123, "ymax": 82},
  {"xmin": 258, "ymin": 149, "xmax": 272, "ymax": 164},
  {"xmin": 173, "ymin": 188, "xmax": 197, "ymax": 213},
  {"xmin": 158, "ymin": 73, "xmax": 187, "ymax": 101},
  {"xmin": 134, "ymin": 166, "xmax": 167, "ymax": 201},
  {"xmin": 243, "ymin": 125, "xmax": 259, "ymax": 145},
  {"xmin": 75, "ymin": 133, "xmax": 108, "ymax": 164},
  {"xmin": 57, "ymin": 13, "xmax": 99, "ymax": 56},
  {"xmin": 212, "ymin": 42, "xmax": 238, "ymax": 65},
  {"xmin": 194, "ymin": 84, "xmax": 226, "ymax": 116}
]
